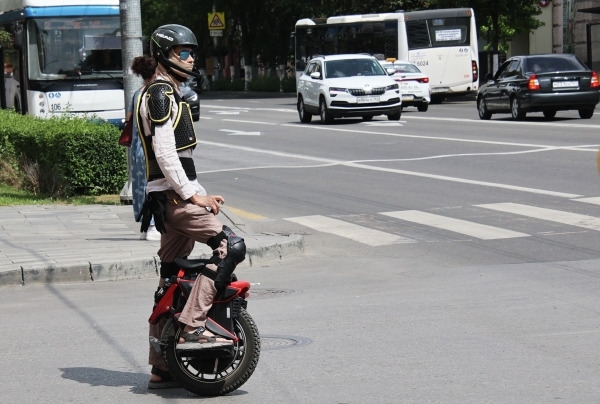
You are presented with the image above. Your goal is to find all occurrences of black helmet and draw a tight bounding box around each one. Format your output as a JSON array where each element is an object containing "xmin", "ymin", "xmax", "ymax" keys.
[{"xmin": 150, "ymin": 24, "xmax": 201, "ymax": 80}]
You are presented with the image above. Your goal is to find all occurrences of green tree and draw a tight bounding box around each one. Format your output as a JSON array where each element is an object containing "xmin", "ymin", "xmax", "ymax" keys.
[{"xmin": 433, "ymin": 0, "xmax": 543, "ymax": 52}]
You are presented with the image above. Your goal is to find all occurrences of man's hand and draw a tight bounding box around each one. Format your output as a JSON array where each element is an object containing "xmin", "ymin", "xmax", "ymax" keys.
[{"xmin": 189, "ymin": 194, "xmax": 225, "ymax": 215}]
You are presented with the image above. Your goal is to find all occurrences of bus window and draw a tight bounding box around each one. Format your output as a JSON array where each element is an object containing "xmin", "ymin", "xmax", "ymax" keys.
[{"xmin": 407, "ymin": 17, "xmax": 470, "ymax": 50}]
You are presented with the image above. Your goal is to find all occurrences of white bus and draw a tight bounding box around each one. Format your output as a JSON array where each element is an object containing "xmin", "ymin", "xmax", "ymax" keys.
[
  {"xmin": 0, "ymin": 0, "xmax": 125, "ymax": 126},
  {"xmin": 294, "ymin": 8, "xmax": 479, "ymax": 103}
]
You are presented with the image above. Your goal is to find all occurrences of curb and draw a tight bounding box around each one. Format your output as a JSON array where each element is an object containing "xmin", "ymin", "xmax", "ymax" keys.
[{"xmin": 0, "ymin": 234, "xmax": 304, "ymax": 287}]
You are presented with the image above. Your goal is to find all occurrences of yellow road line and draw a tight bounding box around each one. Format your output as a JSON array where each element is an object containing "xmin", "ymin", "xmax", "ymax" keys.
[{"xmin": 227, "ymin": 206, "xmax": 268, "ymax": 221}]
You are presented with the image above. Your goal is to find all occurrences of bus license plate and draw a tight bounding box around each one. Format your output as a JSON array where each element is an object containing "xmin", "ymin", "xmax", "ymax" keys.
[
  {"xmin": 357, "ymin": 96, "xmax": 380, "ymax": 104},
  {"xmin": 402, "ymin": 95, "xmax": 415, "ymax": 101},
  {"xmin": 553, "ymin": 81, "xmax": 578, "ymax": 88}
]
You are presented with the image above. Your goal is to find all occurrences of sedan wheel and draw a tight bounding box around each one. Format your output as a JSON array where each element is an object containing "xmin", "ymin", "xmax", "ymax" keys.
[
  {"xmin": 510, "ymin": 97, "xmax": 526, "ymax": 120},
  {"xmin": 579, "ymin": 108, "xmax": 594, "ymax": 119},
  {"xmin": 298, "ymin": 97, "xmax": 312, "ymax": 123},
  {"xmin": 319, "ymin": 98, "xmax": 334, "ymax": 124},
  {"xmin": 477, "ymin": 98, "xmax": 492, "ymax": 120},
  {"xmin": 543, "ymin": 110, "xmax": 556, "ymax": 119}
]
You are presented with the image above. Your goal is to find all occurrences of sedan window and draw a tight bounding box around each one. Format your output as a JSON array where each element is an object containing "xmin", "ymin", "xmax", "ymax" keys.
[{"xmin": 524, "ymin": 56, "xmax": 587, "ymax": 74}]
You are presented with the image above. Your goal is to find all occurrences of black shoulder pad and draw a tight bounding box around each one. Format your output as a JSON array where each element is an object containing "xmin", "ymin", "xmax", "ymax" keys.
[{"xmin": 146, "ymin": 83, "xmax": 174, "ymax": 124}]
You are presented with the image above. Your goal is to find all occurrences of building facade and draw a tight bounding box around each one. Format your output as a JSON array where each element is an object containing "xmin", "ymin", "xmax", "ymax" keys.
[{"xmin": 507, "ymin": 0, "xmax": 600, "ymax": 69}]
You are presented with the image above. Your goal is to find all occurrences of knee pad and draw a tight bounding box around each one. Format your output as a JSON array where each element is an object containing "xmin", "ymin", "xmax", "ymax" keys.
[
  {"xmin": 223, "ymin": 225, "xmax": 246, "ymax": 264},
  {"xmin": 214, "ymin": 226, "xmax": 247, "ymax": 290}
]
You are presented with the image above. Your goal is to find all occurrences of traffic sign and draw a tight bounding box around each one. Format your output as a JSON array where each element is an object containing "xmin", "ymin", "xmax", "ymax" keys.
[{"xmin": 208, "ymin": 12, "xmax": 225, "ymax": 30}]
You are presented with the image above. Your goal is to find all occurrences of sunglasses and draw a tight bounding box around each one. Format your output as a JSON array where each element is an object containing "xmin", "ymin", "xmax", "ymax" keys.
[{"xmin": 177, "ymin": 49, "xmax": 195, "ymax": 61}]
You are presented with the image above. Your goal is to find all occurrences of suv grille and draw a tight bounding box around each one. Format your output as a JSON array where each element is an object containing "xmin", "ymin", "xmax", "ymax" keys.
[{"xmin": 348, "ymin": 87, "xmax": 386, "ymax": 96}]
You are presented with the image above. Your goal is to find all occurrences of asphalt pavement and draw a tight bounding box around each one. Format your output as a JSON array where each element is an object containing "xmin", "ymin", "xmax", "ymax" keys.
[{"xmin": 0, "ymin": 203, "xmax": 303, "ymax": 287}]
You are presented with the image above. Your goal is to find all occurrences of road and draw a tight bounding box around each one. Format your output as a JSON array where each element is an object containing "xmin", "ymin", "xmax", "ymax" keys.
[{"xmin": 2, "ymin": 95, "xmax": 600, "ymax": 403}]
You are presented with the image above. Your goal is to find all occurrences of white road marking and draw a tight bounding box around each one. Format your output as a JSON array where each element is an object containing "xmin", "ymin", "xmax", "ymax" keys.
[
  {"xmin": 222, "ymin": 119, "xmax": 277, "ymax": 125},
  {"xmin": 477, "ymin": 203, "xmax": 600, "ymax": 231},
  {"xmin": 571, "ymin": 197, "xmax": 600, "ymax": 205},
  {"xmin": 196, "ymin": 140, "xmax": 582, "ymax": 198},
  {"xmin": 361, "ymin": 121, "xmax": 405, "ymax": 127},
  {"xmin": 219, "ymin": 129, "xmax": 261, "ymax": 136},
  {"xmin": 199, "ymin": 117, "xmax": 212, "ymax": 120},
  {"xmin": 209, "ymin": 111, "xmax": 248, "ymax": 115},
  {"xmin": 281, "ymin": 123, "xmax": 598, "ymax": 151},
  {"xmin": 202, "ymin": 104, "xmax": 600, "ymax": 129},
  {"xmin": 402, "ymin": 115, "xmax": 600, "ymax": 129},
  {"xmin": 381, "ymin": 210, "xmax": 529, "ymax": 240},
  {"xmin": 285, "ymin": 215, "xmax": 416, "ymax": 246}
]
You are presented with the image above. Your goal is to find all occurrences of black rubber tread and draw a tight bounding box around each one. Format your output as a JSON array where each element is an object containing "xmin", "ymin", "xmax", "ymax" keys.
[
  {"xmin": 477, "ymin": 97, "xmax": 492, "ymax": 120},
  {"xmin": 387, "ymin": 108, "xmax": 401, "ymax": 120},
  {"xmin": 163, "ymin": 309, "xmax": 261, "ymax": 396},
  {"xmin": 417, "ymin": 103, "xmax": 429, "ymax": 112},
  {"xmin": 510, "ymin": 96, "xmax": 526, "ymax": 120},
  {"xmin": 319, "ymin": 97, "xmax": 334, "ymax": 124},
  {"xmin": 298, "ymin": 96, "xmax": 312, "ymax": 123},
  {"xmin": 579, "ymin": 108, "xmax": 594, "ymax": 119}
]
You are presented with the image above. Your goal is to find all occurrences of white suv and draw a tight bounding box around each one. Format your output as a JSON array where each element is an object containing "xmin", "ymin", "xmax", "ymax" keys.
[{"xmin": 297, "ymin": 54, "xmax": 402, "ymax": 124}]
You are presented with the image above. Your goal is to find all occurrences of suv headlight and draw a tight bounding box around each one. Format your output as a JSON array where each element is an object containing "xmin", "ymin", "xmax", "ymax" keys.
[
  {"xmin": 187, "ymin": 93, "xmax": 198, "ymax": 102},
  {"xmin": 329, "ymin": 87, "xmax": 348, "ymax": 95},
  {"xmin": 386, "ymin": 84, "xmax": 399, "ymax": 91}
]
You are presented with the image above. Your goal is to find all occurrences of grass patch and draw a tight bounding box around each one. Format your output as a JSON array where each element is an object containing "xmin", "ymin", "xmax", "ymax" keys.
[{"xmin": 0, "ymin": 183, "xmax": 121, "ymax": 206}]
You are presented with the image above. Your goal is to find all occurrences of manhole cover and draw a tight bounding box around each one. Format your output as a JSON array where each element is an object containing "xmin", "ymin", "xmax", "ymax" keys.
[
  {"xmin": 261, "ymin": 335, "xmax": 312, "ymax": 350},
  {"xmin": 250, "ymin": 289, "xmax": 300, "ymax": 299}
]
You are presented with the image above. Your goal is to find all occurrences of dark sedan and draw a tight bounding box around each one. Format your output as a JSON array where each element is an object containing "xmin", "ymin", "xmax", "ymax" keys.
[{"xmin": 477, "ymin": 54, "xmax": 600, "ymax": 120}]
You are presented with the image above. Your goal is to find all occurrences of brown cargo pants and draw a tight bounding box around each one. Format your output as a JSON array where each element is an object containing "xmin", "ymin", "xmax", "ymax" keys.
[{"xmin": 148, "ymin": 190, "xmax": 228, "ymax": 369}]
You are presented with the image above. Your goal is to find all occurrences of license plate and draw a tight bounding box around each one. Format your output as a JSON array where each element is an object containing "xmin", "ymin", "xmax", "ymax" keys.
[
  {"xmin": 357, "ymin": 96, "xmax": 380, "ymax": 104},
  {"xmin": 402, "ymin": 95, "xmax": 415, "ymax": 101},
  {"xmin": 431, "ymin": 87, "xmax": 449, "ymax": 93},
  {"xmin": 552, "ymin": 80, "xmax": 578, "ymax": 88}
]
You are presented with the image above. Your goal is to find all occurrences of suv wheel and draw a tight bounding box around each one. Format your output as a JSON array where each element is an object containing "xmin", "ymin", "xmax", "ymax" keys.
[
  {"xmin": 543, "ymin": 110, "xmax": 556, "ymax": 119},
  {"xmin": 362, "ymin": 115, "xmax": 373, "ymax": 121},
  {"xmin": 417, "ymin": 103, "xmax": 429, "ymax": 112},
  {"xmin": 298, "ymin": 96, "xmax": 312, "ymax": 123},
  {"xmin": 387, "ymin": 108, "xmax": 401, "ymax": 121},
  {"xmin": 319, "ymin": 98, "xmax": 334, "ymax": 124}
]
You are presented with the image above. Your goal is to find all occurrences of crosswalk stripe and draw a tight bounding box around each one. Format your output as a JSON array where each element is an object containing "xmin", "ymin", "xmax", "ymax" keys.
[
  {"xmin": 284, "ymin": 215, "xmax": 416, "ymax": 246},
  {"xmin": 381, "ymin": 210, "xmax": 530, "ymax": 240},
  {"xmin": 477, "ymin": 203, "xmax": 600, "ymax": 231},
  {"xmin": 572, "ymin": 197, "xmax": 600, "ymax": 205}
]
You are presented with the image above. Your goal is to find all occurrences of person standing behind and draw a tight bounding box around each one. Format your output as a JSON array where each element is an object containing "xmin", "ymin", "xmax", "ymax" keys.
[{"xmin": 127, "ymin": 55, "xmax": 161, "ymax": 240}]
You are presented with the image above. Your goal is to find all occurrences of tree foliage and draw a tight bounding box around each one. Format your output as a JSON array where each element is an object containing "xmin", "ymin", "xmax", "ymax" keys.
[{"xmin": 139, "ymin": 0, "xmax": 544, "ymax": 70}]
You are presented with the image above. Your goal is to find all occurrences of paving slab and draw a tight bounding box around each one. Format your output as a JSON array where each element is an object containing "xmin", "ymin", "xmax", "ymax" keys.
[{"xmin": 0, "ymin": 204, "xmax": 303, "ymax": 287}]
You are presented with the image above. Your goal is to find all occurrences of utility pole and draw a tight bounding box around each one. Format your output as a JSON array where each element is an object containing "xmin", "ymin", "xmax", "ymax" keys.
[{"xmin": 119, "ymin": 0, "xmax": 144, "ymax": 204}]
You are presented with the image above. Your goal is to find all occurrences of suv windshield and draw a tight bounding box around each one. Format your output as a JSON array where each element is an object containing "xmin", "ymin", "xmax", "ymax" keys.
[{"xmin": 324, "ymin": 58, "xmax": 386, "ymax": 78}]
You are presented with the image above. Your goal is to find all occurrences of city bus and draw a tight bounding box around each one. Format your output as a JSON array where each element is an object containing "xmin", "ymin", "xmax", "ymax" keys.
[
  {"xmin": 0, "ymin": 0, "xmax": 125, "ymax": 126},
  {"xmin": 294, "ymin": 8, "xmax": 479, "ymax": 103}
]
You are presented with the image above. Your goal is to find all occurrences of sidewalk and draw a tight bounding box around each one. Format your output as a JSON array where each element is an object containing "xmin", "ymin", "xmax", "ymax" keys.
[{"xmin": 0, "ymin": 204, "xmax": 303, "ymax": 287}]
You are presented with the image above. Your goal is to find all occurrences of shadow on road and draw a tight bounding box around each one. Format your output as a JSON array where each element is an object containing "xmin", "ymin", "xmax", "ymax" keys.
[{"xmin": 59, "ymin": 367, "xmax": 248, "ymax": 398}]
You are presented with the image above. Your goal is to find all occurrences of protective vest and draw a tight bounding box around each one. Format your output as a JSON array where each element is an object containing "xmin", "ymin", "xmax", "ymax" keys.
[{"xmin": 136, "ymin": 80, "xmax": 198, "ymax": 182}]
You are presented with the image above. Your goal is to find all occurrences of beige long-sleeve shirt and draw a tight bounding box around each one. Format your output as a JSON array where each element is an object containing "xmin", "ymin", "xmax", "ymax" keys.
[{"xmin": 139, "ymin": 74, "xmax": 206, "ymax": 200}]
